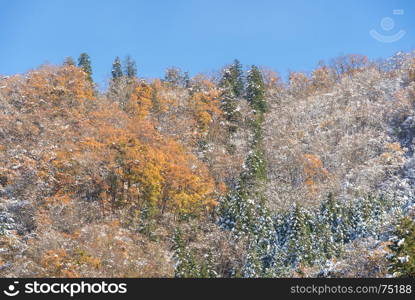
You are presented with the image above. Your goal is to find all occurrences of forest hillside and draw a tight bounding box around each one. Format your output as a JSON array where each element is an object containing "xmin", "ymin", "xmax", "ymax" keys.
[{"xmin": 0, "ymin": 52, "xmax": 415, "ymax": 277}]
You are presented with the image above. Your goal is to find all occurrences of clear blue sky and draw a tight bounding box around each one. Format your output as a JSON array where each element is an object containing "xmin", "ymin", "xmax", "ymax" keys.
[{"xmin": 1, "ymin": 0, "xmax": 414, "ymax": 88}]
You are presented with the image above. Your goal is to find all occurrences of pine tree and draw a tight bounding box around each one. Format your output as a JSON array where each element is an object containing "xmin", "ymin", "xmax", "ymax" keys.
[
  {"xmin": 220, "ymin": 59, "xmax": 244, "ymax": 97},
  {"xmin": 242, "ymin": 200, "xmax": 285, "ymax": 277},
  {"xmin": 63, "ymin": 56, "xmax": 75, "ymax": 66},
  {"xmin": 124, "ymin": 55, "xmax": 137, "ymax": 78},
  {"xmin": 319, "ymin": 193, "xmax": 348, "ymax": 244},
  {"xmin": 198, "ymin": 251, "xmax": 218, "ymax": 278},
  {"xmin": 111, "ymin": 56, "xmax": 123, "ymax": 79},
  {"xmin": 230, "ymin": 59, "xmax": 244, "ymax": 98},
  {"xmin": 388, "ymin": 217, "xmax": 415, "ymax": 277},
  {"xmin": 172, "ymin": 229, "xmax": 217, "ymax": 278},
  {"xmin": 183, "ymin": 71, "xmax": 191, "ymax": 88},
  {"xmin": 77, "ymin": 53, "xmax": 93, "ymax": 83},
  {"xmin": 218, "ymin": 185, "xmax": 256, "ymax": 238},
  {"xmin": 246, "ymin": 65, "xmax": 267, "ymax": 115},
  {"xmin": 172, "ymin": 229, "xmax": 199, "ymax": 278},
  {"xmin": 284, "ymin": 204, "xmax": 315, "ymax": 267},
  {"xmin": 316, "ymin": 222, "xmax": 337, "ymax": 261},
  {"xmin": 219, "ymin": 60, "xmax": 244, "ymax": 127}
]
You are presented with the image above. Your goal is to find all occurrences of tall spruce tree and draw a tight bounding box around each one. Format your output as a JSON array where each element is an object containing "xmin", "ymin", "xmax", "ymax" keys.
[
  {"xmin": 219, "ymin": 60, "xmax": 244, "ymax": 126},
  {"xmin": 220, "ymin": 59, "xmax": 244, "ymax": 97},
  {"xmin": 124, "ymin": 55, "xmax": 137, "ymax": 78},
  {"xmin": 111, "ymin": 56, "xmax": 123, "ymax": 79},
  {"xmin": 63, "ymin": 56, "xmax": 75, "ymax": 66},
  {"xmin": 284, "ymin": 204, "xmax": 315, "ymax": 267},
  {"xmin": 246, "ymin": 65, "xmax": 267, "ymax": 115},
  {"xmin": 231, "ymin": 59, "xmax": 244, "ymax": 97},
  {"xmin": 77, "ymin": 53, "xmax": 93, "ymax": 83}
]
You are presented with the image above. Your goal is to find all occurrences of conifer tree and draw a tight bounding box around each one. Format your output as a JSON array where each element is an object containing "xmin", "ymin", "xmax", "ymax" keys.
[
  {"xmin": 246, "ymin": 65, "xmax": 267, "ymax": 115},
  {"xmin": 77, "ymin": 53, "xmax": 93, "ymax": 83},
  {"xmin": 124, "ymin": 55, "xmax": 137, "ymax": 78},
  {"xmin": 111, "ymin": 56, "xmax": 123, "ymax": 79},
  {"xmin": 220, "ymin": 59, "xmax": 244, "ymax": 97},
  {"xmin": 219, "ymin": 60, "xmax": 244, "ymax": 127},
  {"xmin": 63, "ymin": 56, "xmax": 75, "ymax": 66},
  {"xmin": 183, "ymin": 71, "xmax": 191, "ymax": 88},
  {"xmin": 230, "ymin": 59, "xmax": 244, "ymax": 98},
  {"xmin": 388, "ymin": 217, "xmax": 415, "ymax": 277},
  {"xmin": 319, "ymin": 193, "xmax": 348, "ymax": 244},
  {"xmin": 284, "ymin": 204, "xmax": 315, "ymax": 267}
]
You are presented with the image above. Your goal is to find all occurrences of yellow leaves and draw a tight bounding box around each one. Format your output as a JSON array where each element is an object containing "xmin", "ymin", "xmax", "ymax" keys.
[
  {"xmin": 41, "ymin": 248, "xmax": 101, "ymax": 277},
  {"xmin": 311, "ymin": 66, "xmax": 333, "ymax": 92},
  {"xmin": 386, "ymin": 142, "xmax": 402, "ymax": 152},
  {"xmin": 45, "ymin": 191, "xmax": 73, "ymax": 205},
  {"xmin": 22, "ymin": 65, "xmax": 95, "ymax": 108},
  {"xmin": 127, "ymin": 82, "xmax": 153, "ymax": 119},
  {"xmin": 190, "ymin": 88, "xmax": 222, "ymax": 135},
  {"xmin": 53, "ymin": 108, "xmax": 217, "ymax": 215},
  {"xmin": 381, "ymin": 142, "xmax": 405, "ymax": 165},
  {"xmin": 303, "ymin": 154, "xmax": 329, "ymax": 194},
  {"xmin": 73, "ymin": 249, "xmax": 101, "ymax": 269},
  {"xmin": 41, "ymin": 249, "xmax": 79, "ymax": 277}
]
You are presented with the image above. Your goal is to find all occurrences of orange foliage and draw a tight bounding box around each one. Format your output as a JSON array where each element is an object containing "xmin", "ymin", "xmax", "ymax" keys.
[
  {"xmin": 52, "ymin": 103, "xmax": 218, "ymax": 215},
  {"xmin": 190, "ymin": 88, "xmax": 222, "ymax": 134},
  {"xmin": 303, "ymin": 154, "xmax": 329, "ymax": 194},
  {"xmin": 41, "ymin": 249, "xmax": 79, "ymax": 278},
  {"xmin": 311, "ymin": 66, "xmax": 334, "ymax": 92},
  {"xmin": 126, "ymin": 81, "xmax": 153, "ymax": 119},
  {"xmin": 22, "ymin": 65, "xmax": 95, "ymax": 108}
]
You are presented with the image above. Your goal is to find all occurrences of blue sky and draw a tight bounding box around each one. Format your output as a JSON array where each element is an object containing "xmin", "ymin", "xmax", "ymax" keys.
[{"xmin": 0, "ymin": 0, "xmax": 414, "ymax": 88}]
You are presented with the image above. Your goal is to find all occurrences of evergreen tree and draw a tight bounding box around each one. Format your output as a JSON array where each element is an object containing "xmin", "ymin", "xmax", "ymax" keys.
[
  {"xmin": 198, "ymin": 251, "xmax": 218, "ymax": 278},
  {"xmin": 220, "ymin": 59, "xmax": 244, "ymax": 97},
  {"xmin": 230, "ymin": 59, "xmax": 244, "ymax": 98},
  {"xmin": 319, "ymin": 193, "xmax": 348, "ymax": 244},
  {"xmin": 388, "ymin": 217, "xmax": 415, "ymax": 277},
  {"xmin": 124, "ymin": 55, "xmax": 137, "ymax": 78},
  {"xmin": 219, "ymin": 60, "xmax": 244, "ymax": 127},
  {"xmin": 77, "ymin": 53, "xmax": 93, "ymax": 83},
  {"xmin": 63, "ymin": 56, "xmax": 75, "ymax": 66},
  {"xmin": 111, "ymin": 56, "xmax": 123, "ymax": 79},
  {"xmin": 172, "ymin": 229, "xmax": 217, "ymax": 278},
  {"xmin": 172, "ymin": 229, "xmax": 199, "ymax": 278},
  {"xmin": 183, "ymin": 71, "xmax": 191, "ymax": 88},
  {"xmin": 315, "ymin": 222, "xmax": 337, "ymax": 261},
  {"xmin": 246, "ymin": 65, "xmax": 267, "ymax": 115},
  {"xmin": 164, "ymin": 67, "xmax": 183, "ymax": 87},
  {"xmin": 284, "ymin": 204, "xmax": 315, "ymax": 267}
]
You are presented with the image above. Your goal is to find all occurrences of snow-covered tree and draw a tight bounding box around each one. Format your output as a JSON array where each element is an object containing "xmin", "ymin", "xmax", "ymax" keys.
[{"xmin": 111, "ymin": 56, "xmax": 123, "ymax": 79}]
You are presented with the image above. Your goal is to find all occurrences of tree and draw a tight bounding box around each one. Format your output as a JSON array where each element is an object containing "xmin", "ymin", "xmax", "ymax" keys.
[
  {"xmin": 124, "ymin": 55, "xmax": 137, "ymax": 78},
  {"xmin": 284, "ymin": 204, "xmax": 315, "ymax": 267},
  {"xmin": 388, "ymin": 217, "xmax": 415, "ymax": 277},
  {"xmin": 246, "ymin": 65, "xmax": 267, "ymax": 115},
  {"xmin": 219, "ymin": 61, "xmax": 244, "ymax": 127},
  {"xmin": 111, "ymin": 57, "xmax": 123, "ymax": 79},
  {"xmin": 220, "ymin": 59, "xmax": 244, "ymax": 98},
  {"xmin": 319, "ymin": 193, "xmax": 348, "ymax": 244},
  {"xmin": 172, "ymin": 229, "xmax": 217, "ymax": 278},
  {"xmin": 77, "ymin": 53, "xmax": 93, "ymax": 83},
  {"xmin": 63, "ymin": 56, "xmax": 75, "ymax": 66}
]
